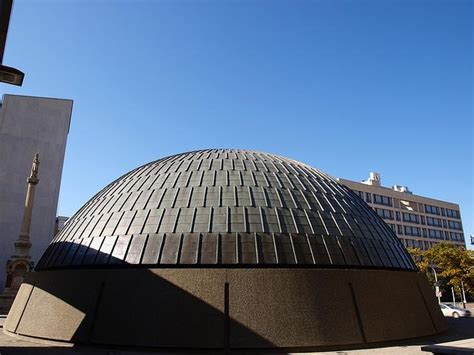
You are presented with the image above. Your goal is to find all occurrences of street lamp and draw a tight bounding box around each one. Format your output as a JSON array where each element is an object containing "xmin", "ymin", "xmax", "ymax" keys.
[
  {"xmin": 429, "ymin": 263, "xmax": 441, "ymax": 304},
  {"xmin": 0, "ymin": 0, "xmax": 24, "ymax": 86}
]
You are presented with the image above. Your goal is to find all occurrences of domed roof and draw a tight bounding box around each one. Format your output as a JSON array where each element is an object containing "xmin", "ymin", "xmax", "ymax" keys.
[{"xmin": 38, "ymin": 149, "xmax": 415, "ymax": 270}]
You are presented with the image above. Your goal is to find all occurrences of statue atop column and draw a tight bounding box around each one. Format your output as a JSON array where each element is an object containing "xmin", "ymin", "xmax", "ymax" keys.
[{"xmin": 0, "ymin": 153, "xmax": 40, "ymax": 313}]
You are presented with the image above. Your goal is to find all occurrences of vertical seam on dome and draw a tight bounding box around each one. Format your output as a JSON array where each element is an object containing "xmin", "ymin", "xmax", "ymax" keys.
[
  {"xmin": 216, "ymin": 233, "xmax": 221, "ymax": 264},
  {"xmin": 139, "ymin": 209, "xmax": 151, "ymax": 235},
  {"xmin": 251, "ymin": 171, "xmax": 257, "ymax": 186},
  {"xmin": 311, "ymin": 191, "xmax": 325, "ymax": 211},
  {"xmin": 172, "ymin": 172, "xmax": 181, "ymax": 188},
  {"xmin": 208, "ymin": 207, "xmax": 213, "ymax": 233},
  {"xmin": 330, "ymin": 212, "xmax": 343, "ymax": 236},
  {"xmin": 176, "ymin": 233, "xmax": 183, "ymax": 264},
  {"xmin": 226, "ymin": 207, "xmax": 231, "ymax": 233},
  {"xmin": 171, "ymin": 188, "xmax": 180, "ymax": 208},
  {"xmin": 276, "ymin": 189, "xmax": 284, "ymax": 208},
  {"xmin": 219, "ymin": 186, "xmax": 223, "ymax": 207},
  {"xmin": 272, "ymin": 233, "xmax": 279, "ymax": 264},
  {"xmin": 129, "ymin": 190, "xmax": 143, "ymax": 211},
  {"xmin": 290, "ymin": 209, "xmax": 299, "ymax": 234},
  {"xmin": 157, "ymin": 234, "xmax": 167, "ymax": 263},
  {"xmin": 125, "ymin": 210, "xmax": 138, "ymax": 235},
  {"xmin": 202, "ymin": 186, "xmax": 208, "ymax": 207},
  {"xmin": 172, "ymin": 208, "xmax": 181, "ymax": 233},
  {"xmin": 187, "ymin": 187, "xmax": 194, "ymax": 208},
  {"xmin": 289, "ymin": 233, "xmax": 297, "ymax": 264},
  {"xmin": 262, "ymin": 187, "xmax": 269, "ymax": 207},
  {"xmin": 190, "ymin": 207, "xmax": 197, "ymax": 233},
  {"xmin": 156, "ymin": 188, "xmax": 167, "ymax": 209},
  {"xmin": 284, "ymin": 174, "xmax": 295, "ymax": 189},
  {"xmin": 323, "ymin": 194, "xmax": 336, "ymax": 213},
  {"xmin": 233, "ymin": 186, "xmax": 238, "ymax": 206},
  {"xmin": 274, "ymin": 207, "xmax": 282, "ymax": 233},
  {"xmin": 304, "ymin": 210, "xmax": 315, "ymax": 234},
  {"xmin": 273, "ymin": 172, "xmax": 283, "ymax": 188},
  {"xmin": 154, "ymin": 209, "xmax": 165, "ymax": 234},
  {"xmin": 320, "ymin": 235, "xmax": 333, "ymax": 264},
  {"xmin": 259, "ymin": 207, "xmax": 265, "ymax": 233},
  {"xmin": 143, "ymin": 189, "xmax": 155, "ymax": 210},
  {"xmin": 317, "ymin": 210, "xmax": 329, "ymax": 235},
  {"xmin": 254, "ymin": 232, "xmax": 260, "ymax": 264},
  {"xmin": 185, "ymin": 171, "xmax": 193, "ymax": 187},
  {"xmin": 248, "ymin": 186, "xmax": 254, "ymax": 207},
  {"xmin": 158, "ymin": 173, "xmax": 169, "ymax": 189},
  {"xmin": 301, "ymin": 190, "xmax": 311, "ymax": 210},
  {"xmin": 305, "ymin": 234, "xmax": 316, "ymax": 264},
  {"xmin": 335, "ymin": 236, "xmax": 348, "ymax": 265},
  {"xmin": 288, "ymin": 189, "xmax": 298, "ymax": 209},
  {"xmin": 243, "ymin": 207, "xmax": 248, "ymax": 233},
  {"xmin": 263, "ymin": 172, "xmax": 271, "ymax": 187},
  {"xmin": 196, "ymin": 158, "xmax": 203, "ymax": 171},
  {"xmin": 196, "ymin": 233, "xmax": 202, "ymax": 264},
  {"xmin": 235, "ymin": 232, "xmax": 240, "ymax": 264},
  {"xmin": 198, "ymin": 170, "xmax": 204, "ymax": 186}
]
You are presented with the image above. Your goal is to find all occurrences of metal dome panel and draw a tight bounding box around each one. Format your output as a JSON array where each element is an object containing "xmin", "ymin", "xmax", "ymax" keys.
[{"xmin": 37, "ymin": 149, "xmax": 415, "ymax": 270}]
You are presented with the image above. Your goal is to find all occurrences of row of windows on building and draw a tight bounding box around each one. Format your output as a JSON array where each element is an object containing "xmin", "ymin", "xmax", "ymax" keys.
[
  {"xmin": 373, "ymin": 208, "xmax": 463, "ymax": 231},
  {"xmin": 386, "ymin": 222, "xmax": 464, "ymax": 241},
  {"xmin": 400, "ymin": 239, "xmax": 440, "ymax": 250},
  {"xmin": 353, "ymin": 191, "xmax": 461, "ymax": 220}
]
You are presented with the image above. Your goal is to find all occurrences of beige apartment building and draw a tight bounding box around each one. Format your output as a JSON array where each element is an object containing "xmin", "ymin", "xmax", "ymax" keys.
[{"xmin": 338, "ymin": 173, "xmax": 465, "ymax": 250}]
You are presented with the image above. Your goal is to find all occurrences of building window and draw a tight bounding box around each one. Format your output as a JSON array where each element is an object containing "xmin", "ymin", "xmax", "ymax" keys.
[
  {"xmin": 428, "ymin": 229, "xmax": 443, "ymax": 239},
  {"xmin": 373, "ymin": 194, "xmax": 392, "ymax": 206},
  {"xmin": 426, "ymin": 217, "xmax": 442, "ymax": 227},
  {"xmin": 402, "ymin": 212, "xmax": 419, "ymax": 224},
  {"xmin": 395, "ymin": 211, "xmax": 400, "ymax": 221},
  {"xmin": 365, "ymin": 192, "xmax": 372, "ymax": 203},
  {"xmin": 425, "ymin": 204, "xmax": 440, "ymax": 215},
  {"xmin": 450, "ymin": 232, "xmax": 464, "ymax": 241},
  {"xmin": 404, "ymin": 226, "xmax": 421, "ymax": 236},
  {"xmin": 397, "ymin": 225, "xmax": 403, "ymax": 235},
  {"xmin": 420, "ymin": 216, "xmax": 425, "ymax": 225},
  {"xmin": 422, "ymin": 228, "xmax": 427, "ymax": 237},
  {"xmin": 446, "ymin": 209, "xmax": 461, "ymax": 219},
  {"xmin": 448, "ymin": 220, "xmax": 463, "ymax": 230},
  {"xmin": 375, "ymin": 208, "xmax": 394, "ymax": 220}
]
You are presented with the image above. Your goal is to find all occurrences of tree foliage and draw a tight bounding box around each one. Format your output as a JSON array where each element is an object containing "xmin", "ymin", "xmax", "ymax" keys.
[{"xmin": 407, "ymin": 243, "xmax": 474, "ymax": 299}]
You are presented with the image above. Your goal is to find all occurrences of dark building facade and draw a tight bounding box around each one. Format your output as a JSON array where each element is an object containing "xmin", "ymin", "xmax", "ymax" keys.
[{"xmin": 5, "ymin": 149, "xmax": 445, "ymax": 350}]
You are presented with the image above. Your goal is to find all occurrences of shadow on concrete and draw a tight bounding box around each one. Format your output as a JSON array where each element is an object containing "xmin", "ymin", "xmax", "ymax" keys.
[{"xmin": 2, "ymin": 242, "xmax": 277, "ymax": 353}]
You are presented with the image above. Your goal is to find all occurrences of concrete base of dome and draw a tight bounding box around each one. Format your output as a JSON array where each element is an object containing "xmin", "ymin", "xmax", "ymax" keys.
[{"xmin": 4, "ymin": 268, "xmax": 446, "ymax": 350}]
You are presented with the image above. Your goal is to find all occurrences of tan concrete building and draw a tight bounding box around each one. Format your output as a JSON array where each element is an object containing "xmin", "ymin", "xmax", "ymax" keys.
[
  {"xmin": 338, "ymin": 172, "xmax": 465, "ymax": 250},
  {"xmin": 0, "ymin": 94, "xmax": 72, "ymax": 291}
]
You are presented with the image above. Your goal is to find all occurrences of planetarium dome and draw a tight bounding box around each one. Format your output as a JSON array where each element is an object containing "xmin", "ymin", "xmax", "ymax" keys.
[{"xmin": 5, "ymin": 149, "xmax": 446, "ymax": 350}]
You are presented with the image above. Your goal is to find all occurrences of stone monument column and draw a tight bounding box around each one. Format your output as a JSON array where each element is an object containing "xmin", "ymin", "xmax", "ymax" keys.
[{"xmin": 0, "ymin": 153, "xmax": 39, "ymax": 313}]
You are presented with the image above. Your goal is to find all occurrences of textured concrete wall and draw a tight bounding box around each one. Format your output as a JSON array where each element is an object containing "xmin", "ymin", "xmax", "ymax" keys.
[
  {"xmin": 0, "ymin": 95, "xmax": 72, "ymax": 290},
  {"xmin": 5, "ymin": 268, "xmax": 446, "ymax": 350}
]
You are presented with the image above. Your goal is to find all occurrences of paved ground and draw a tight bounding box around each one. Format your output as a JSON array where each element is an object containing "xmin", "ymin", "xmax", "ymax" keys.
[{"xmin": 0, "ymin": 313, "xmax": 473, "ymax": 354}]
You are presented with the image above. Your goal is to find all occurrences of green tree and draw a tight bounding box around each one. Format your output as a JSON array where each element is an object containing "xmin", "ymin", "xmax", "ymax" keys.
[{"xmin": 407, "ymin": 243, "xmax": 474, "ymax": 299}]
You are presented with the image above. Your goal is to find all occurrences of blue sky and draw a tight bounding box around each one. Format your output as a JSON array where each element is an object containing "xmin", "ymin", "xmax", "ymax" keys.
[{"xmin": 3, "ymin": 0, "xmax": 472, "ymax": 246}]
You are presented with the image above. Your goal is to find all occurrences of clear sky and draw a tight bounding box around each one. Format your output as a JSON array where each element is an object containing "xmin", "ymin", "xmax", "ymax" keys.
[{"xmin": 3, "ymin": 0, "xmax": 473, "ymax": 247}]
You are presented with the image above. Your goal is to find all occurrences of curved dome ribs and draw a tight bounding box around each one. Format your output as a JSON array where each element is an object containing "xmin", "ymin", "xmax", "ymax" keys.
[{"xmin": 38, "ymin": 149, "xmax": 415, "ymax": 270}]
